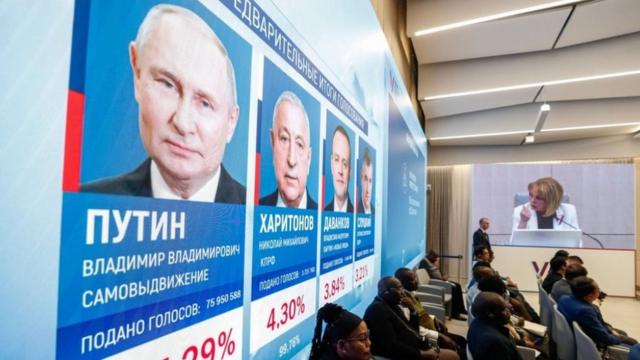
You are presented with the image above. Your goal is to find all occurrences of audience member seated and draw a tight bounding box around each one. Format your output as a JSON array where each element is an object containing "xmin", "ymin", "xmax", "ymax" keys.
[
  {"xmin": 630, "ymin": 343, "xmax": 640, "ymax": 360},
  {"xmin": 554, "ymin": 249, "xmax": 569, "ymax": 258},
  {"xmin": 420, "ymin": 250, "xmax": 467, "ymax": 319},
  {"xmin": 472, "ymin": 246, "xmax": 491, "ymax": 264},
  {"xmin": 558, "ymin": 276, "xmax": 637, "ymax": 348},
  {"xmin": 466, "ymin": 264, "xmax": 495, "ymax": 322},
  {"xmin": 479, "ymin": 275, "xmax": 550, "ymax": 357},
  {"xmin": 310, "ymin": 303, "xmax": 373, "ymax": 360},
  {"xmin": 467, "ymin": 292, "xmax": 523, "ymax": 360},
  {"xmin": 541, "ymin": 255, "xmax": 566, "ymax": 293},
  {"xmin": 364, "ymin": 276, "xmax": 459, "ymax": 359},
  {"xmin": 473, "ymin": 249, "xmax": 539, "ymax": 323},
  {"xmin": 565, "ymin": 254, "xmax": 582, "ymax": 267},
  {"xmin": 564, "ymin": 253, "xmax": 609, "ymax": 300},
  {"xmin": 550, "ymin": 263, "xmax": 587, "ymax": 302},
  {"xmin": 395, "ymin": 267, "xmax": 467, "ymax": 358}
]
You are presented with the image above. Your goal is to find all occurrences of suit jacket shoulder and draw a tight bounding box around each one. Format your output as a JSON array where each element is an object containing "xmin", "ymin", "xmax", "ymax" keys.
[
  {"xmin": 80, "ymin": 159, "xmax": 152, "ymax": 197},
  {"xmin": 324, "ymin": 200, "xmax": 334, "ymax": 211},
  {"xmin": 215, "ymin": 165, "xmax": 246, "ymax": 204},
  {"xmin": 307, "ymin": 194, "xmax": 318, "ymax": 210},
  {"xmin": 259, "ymin": 190, "xmax": 279, "ymax": 206},
  {"xmin": 468, "ymin": 319, "xmax": 521, "ymax": 360},
  {"xmin": 356, "ymin": 198, "xmax": 375, "ymax": 214},
  {"xmin": 324, "ymin": 195, "xmax": 354, "ymax": 212},
  {"xmin": 260, "ymin": 189, "xmax": 317, "ymax": 209}
]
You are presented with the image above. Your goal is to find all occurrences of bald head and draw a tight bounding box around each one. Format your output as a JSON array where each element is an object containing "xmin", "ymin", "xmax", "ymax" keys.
[
  {"xmin": 472, "ymin": 292, "xmax": 509, "ymax": 324},
  {"xmin": 377, "ymin": 276, "xmax": 400, "ymax": 295},
  {"xmin": 472, "ymin": 265, "xmax": 495, "ymax": 282}
]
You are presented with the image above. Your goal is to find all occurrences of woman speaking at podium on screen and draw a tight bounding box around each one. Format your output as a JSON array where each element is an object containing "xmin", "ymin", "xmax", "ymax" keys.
[{"xmin": 513, "ymin": 177, "xmax": 579, "ymax": 230}]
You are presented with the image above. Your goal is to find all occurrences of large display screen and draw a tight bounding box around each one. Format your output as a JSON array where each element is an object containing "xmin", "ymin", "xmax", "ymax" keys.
[{"xmin": 0, "ymin": 1, "xmax": 427, "ymax": 359}]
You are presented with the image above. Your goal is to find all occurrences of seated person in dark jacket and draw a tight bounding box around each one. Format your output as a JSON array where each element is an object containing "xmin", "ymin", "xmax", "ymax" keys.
[
  {"xmin": 550, "ymin": 263, "xmax": 587, "ymax": 302},
  {"xmin": 309, "ymin": 303, "xmax": 373, "ymax": 360},
  {"xmin": 420, "ymin": 250, "xmax": 467, "ymax": 319},
  {"xmin": 468, "ymin": 292, "xmax": 522, "ymax": 360},
  {"xmin": 479, "ymin": 275, "xmax": 549, "ymax": 357},
  {"xmin": 558, "ymin": 276, "xmax": 637, "ymax": 347},
  {"xmin": 363, "ymin": 276, "xmax": 459, "ymax": 360},
  {"xmin": 541, "ymin": 255, "xmax": 566, "ymax": 293},
  {"xmin": 395, "ymin": 267, "xmax": 466, "ymax": 358}
]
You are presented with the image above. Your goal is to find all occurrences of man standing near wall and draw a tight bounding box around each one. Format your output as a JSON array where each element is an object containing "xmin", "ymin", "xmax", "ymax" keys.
[{"xmin": 473, "ymin": 217, "xmax": 491, "ymax": 250}]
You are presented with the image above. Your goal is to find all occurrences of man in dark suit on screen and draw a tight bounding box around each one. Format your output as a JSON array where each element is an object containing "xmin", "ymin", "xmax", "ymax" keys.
[
  {"xmin": 356, "ymin": 148, "xmax": 374, "ymax": 214},
  {"xmin": 259, "ymin": 91, "xmax": 317, "ymax": 209},
  {"xmin": 81, "ymin": 5, "xmax": 245, "ymax": 204},
  {"xmin": 325, "ymin": 126, "xmax": 353, "ymax": 212}
]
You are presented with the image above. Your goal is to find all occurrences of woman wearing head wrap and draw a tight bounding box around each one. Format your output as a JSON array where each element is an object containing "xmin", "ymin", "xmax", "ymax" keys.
[{"xmin": 309, "ymin": 303, "xmax": 374, "ymax": 360}]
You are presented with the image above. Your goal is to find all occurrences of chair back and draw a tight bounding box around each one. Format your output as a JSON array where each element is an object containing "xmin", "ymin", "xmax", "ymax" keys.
[
  {"xmin": 552, "ymin": 305, "xmax": 576, "ymax": 360},
  {"xmin": 416, "ymin": 268, "xmax": 430, "ymax": 284},
  {"xmin": 538, "ymin": 283, "xmax": 553, "ymax": 328},
  {"xmin": 573, "ymin": 322, "xmax": 602, "ymax": 360}
]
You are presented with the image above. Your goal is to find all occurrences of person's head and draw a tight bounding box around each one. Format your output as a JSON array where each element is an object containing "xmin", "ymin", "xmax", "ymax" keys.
[
  {"xmin": 130, "ymin": 5, "xmax": 239, "ymax": 196},
  {"xmin": 474, "ymin": 246, "xmax": 491, "ymax": 262},
  {"xmin": 330, "ymin": 126, "xmax": 351, "ymax": 203},
  {"xmin": 472, "ymin": 261, "xmax": 491, "ymax": 271},
  {"xmin": 472, "ymin": 265, "xmax": 495, "ymax": 283},
  {"xmin": 269, "ymin": 91, "xmax": 311, "ymax": 207},
  {"xmin": 564, "ymin": 263, "xmax": 588, "ymax": 281},
  {"xmin": 567, "ymin": 255, "xmax": 584, "ymax": 267},
  {"xmin": 479, "ymin": 217, "xmax": 490, "ymax": 231},
  {"xmin": 360, "ymin": 148, "xmax": 373, "ymax": 211},
  {"xmin": 394, "ymin": 267, "xmax": 418, "ymax": 292},
  {"xmin": 310, "ymin": 303, "xmax": 371, "ymax": 360},
  {"xmin": 554, "ymin": 249, "xmax": 570, "ymax": 258},
  {"xmin": 488, "ymin": 248, "xmax": 495, "ymax": 263},
  {"xmin": 550, "ymin": 256, "xmax": 567, "ymax": 275},
  {"xmin": 426, "ymin": 250, "xmax": 439, "ymax": 264},
  {"xmin": 531, "ymin": 177, "xmax": 564, "ymax": 216},
  {"xmin": 478, "ymin": 274, "xmax": 507, "ymax": 295},
  {"xmin": 472, "ymin": 292, "xmax": 511, "ymax": 326},
  {"xmin": 377, "ymin": 276, "xmax": 404, "ymax": 306},
  {"xmin": 570, "ymin": 276, "xmax": 600, "ymax": 303}
]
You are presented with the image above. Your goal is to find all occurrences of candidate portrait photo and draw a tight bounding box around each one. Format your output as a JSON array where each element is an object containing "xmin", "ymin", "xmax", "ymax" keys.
[{"xmin": 78, "ymin": 2, "xmax": 251, "ymax": 204}]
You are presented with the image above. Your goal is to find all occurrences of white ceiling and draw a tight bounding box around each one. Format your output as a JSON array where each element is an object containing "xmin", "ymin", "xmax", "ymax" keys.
[{"xmin": 408, "ymin": 0, "xmax": 640, "ymax": 147}]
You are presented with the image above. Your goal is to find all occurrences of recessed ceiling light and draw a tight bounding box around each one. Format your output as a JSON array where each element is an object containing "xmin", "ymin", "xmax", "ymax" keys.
[
  {"xmin": 429, "ymin": 130, "xmax": 529, "ymax": 141},
  {"xmin": 541, "ymin": 122, "xmax": 640, "ymax": 132},
  {"xmin": 423, "ymin": 70, "xmax": 640, "ymax": 101},
  {"xmin": 414, "ymin": 0, "xmax": 585, "ymax": 37}
]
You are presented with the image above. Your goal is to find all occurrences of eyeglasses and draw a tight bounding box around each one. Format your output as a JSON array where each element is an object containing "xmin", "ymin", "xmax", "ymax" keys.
[{"xmin": 345, "ymin": 330, "xmax": 370, "ymax": 342}]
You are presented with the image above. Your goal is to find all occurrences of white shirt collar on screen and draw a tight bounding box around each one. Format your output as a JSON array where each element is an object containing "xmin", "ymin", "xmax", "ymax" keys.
[{"xmin": 150, "ymin": 160, "xmax": 220, "ymax": 202}]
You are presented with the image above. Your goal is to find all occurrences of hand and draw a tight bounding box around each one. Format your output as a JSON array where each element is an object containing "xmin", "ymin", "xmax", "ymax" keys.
[
  {"xmin": 523, "ymin": 338, "xmax": 536, "ymax": 348},
  {"xmin": 518, "ymin": 205, "xmax": 532, "ymax": 229},
  {"xmin": 438, "ymin": 334, "xmax": 460, "ymax": 353},
  {"xmin": 434, "ymin": 318, "xmax": 448, "ymax": 333},
  {"xmin": 400, "ymin": 296, "xmax": 414, "ymax": 308}
]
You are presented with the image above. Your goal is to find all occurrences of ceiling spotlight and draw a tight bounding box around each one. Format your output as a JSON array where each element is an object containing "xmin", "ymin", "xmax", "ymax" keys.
[
  {"xmin": 525, "ymin": 134, "xmax": 535, "ymax": 144},
  {"xmin": 534, "ymin": 103, "xmax": 550, "ymax": 133}
]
